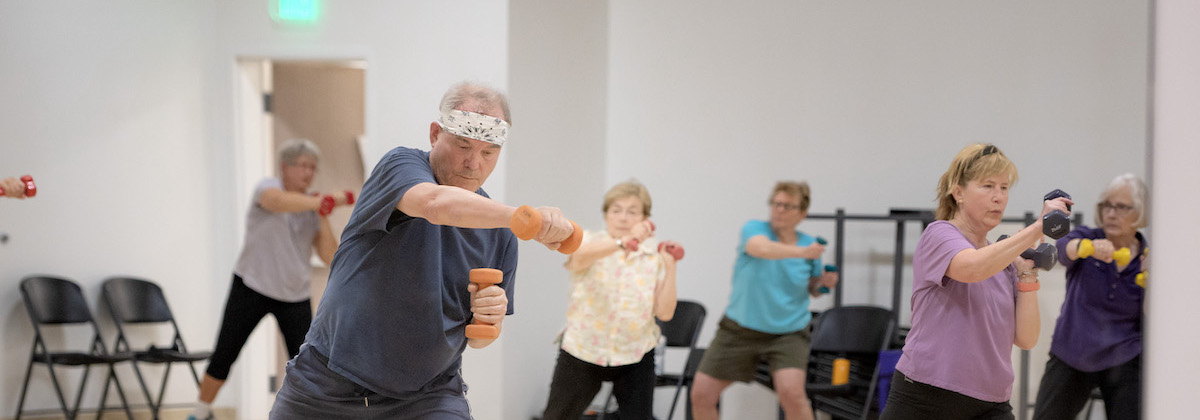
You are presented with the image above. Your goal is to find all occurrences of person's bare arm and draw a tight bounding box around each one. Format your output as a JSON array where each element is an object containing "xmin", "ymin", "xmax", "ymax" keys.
[
  {"xmin": 259, "ymin": 188, "xmax": 324, "ymax": 213},
  {"xmin": 398, "ymin": 182, "xmax": 574, "ymax": 246},
  {"xmin": 313, "ymin": 217, "xmax": 337, "ymax": 265},
  {"xmin": 744, "ymin": 236, "xmax": 824, "ymax": 260},
  {"xmin": 653, "ymin": 247, "xmax": 679, "ymax": 321}
]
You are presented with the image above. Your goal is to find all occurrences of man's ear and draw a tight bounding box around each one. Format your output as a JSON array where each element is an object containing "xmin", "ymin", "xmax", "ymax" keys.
[{"xmin": 429, "ymin": 122, "xmax": 441, "ymax": 146}]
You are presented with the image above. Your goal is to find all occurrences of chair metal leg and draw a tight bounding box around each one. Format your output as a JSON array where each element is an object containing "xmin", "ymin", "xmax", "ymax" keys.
[
  {"xmin": 602, "ymin": 391, "xmax": 614, "ymax": 419},
  {"xmin": 667, "ymin": 384, "xmax": 683, "ymax": 420},
  {"xmin": 154, "ymin": 363, "xmax": 173, "ymax": 419},
  {"xmin": 15, "ymin": 356, "xmax": 35, "ymax": 420},
  {"xmin": 98, "ymin": 366, "xmax": 111, "ymax": 420},
  {"xmin": 129, "ymin": 359, "xmax": 157, "ymax": 417},
  {"xmin": 188, "ymin": 360, "xmax": 203, "ymax": 385},
  {"xmin": 71, "ymin": 365, "xmax": 94, "ymax": 419},
  {"xmin": 107, "ymin": 364, "xmax": 136, "ymax": 420},
  {"xmin": 43, "ymin": 360, "xmax": 74, "ymax": 419}
]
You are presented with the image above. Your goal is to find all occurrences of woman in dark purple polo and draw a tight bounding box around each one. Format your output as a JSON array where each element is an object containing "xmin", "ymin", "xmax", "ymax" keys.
[{"xmin": 1033, "ymin": 173, "xmax": 1148, "ymax": 420}]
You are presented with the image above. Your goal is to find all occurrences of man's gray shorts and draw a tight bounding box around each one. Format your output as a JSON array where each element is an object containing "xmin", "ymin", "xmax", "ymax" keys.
[{"xmin": 270, "ymin": 344, "xmax": 471, "ymax": 419}]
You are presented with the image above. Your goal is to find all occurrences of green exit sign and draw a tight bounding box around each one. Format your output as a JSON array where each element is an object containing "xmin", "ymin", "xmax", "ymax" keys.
[{"xmin": 275, "ymin": 0, "xmax": 318, "ymax": 22}]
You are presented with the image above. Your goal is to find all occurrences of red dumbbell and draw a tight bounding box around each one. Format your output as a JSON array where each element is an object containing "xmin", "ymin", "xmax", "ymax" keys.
[
  {"xmin": 623, "ymin": 220, "xmax": 657, "ymax": 251},
  {"xmin": 510, "ymin": 205, "xmax": 583, "ymax": 254},
  {"xmin": 0, "ymin": 175, "xmax": 37, "ymax": 198},
  {"xmin": 465, "ymin": 268, "xmax": 503, "ymax": 339},
  {"xmin": 658, "ymin": 242, "xmax": 685, "ymax": 260},
  {"xmin": 317, "ymin": 194, "xmax": 336, "ymax": 217}
]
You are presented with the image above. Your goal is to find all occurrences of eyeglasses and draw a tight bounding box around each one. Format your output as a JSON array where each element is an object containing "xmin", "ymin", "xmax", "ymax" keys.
[
  {"xmin": 769, "ymin": 201, "xmax": 802, "ymax": 212},
  {"xmin": 288, "ymin": 163, "xmax": 317, "ymax": 172},
  {"xmin": 1098, "ymin": 201, "xmax": 1135, "ymax": 214}
]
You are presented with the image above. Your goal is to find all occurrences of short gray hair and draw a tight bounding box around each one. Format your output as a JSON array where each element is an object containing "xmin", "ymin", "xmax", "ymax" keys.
[
  {"xmin": 439, "ymin": 82, "xmax": 511, "ymax": 124},
  {"xmin": 278, "ymin": 138, "xmax": 321, "ymax": 165},
  {"xmin": 1096, "ymin": 173, "xmax": 1148, "ymax": 228}
]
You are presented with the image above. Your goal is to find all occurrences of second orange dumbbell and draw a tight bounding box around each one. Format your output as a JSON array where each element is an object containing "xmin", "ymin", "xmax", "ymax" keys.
[{"xmin": 465, "ymin": 268, "xmax": 504, "ymax": 340}]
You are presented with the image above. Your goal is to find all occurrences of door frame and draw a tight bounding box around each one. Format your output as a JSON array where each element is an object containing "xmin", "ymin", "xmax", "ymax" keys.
[{"xmin": 229, "ymin": 50, "xmax": 371, "ymax": 419}]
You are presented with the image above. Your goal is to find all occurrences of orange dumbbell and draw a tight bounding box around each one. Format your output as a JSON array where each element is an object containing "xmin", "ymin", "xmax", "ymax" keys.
[
  {"xmin": 0, "ymin": 175, "xmax": 37, "ymax": 198},
  {"xmin": 510, "ymin": 205, "xmax": 583, "ymax": 254},
  {"xmin": 465, "ymin": 268, "xmax": 504, "ymax": 340},
  {"xmin": 1077, "ymin": 239, "xmax": 1131, "ymax": 266}
]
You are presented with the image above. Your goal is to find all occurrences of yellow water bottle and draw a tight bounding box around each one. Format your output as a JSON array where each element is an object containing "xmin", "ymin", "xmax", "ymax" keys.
[{"xmin": 832, "ymin": 358, "xmax": 850, "ymax": 385}]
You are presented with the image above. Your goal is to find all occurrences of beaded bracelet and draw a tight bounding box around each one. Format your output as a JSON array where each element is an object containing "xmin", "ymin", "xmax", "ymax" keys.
[{"xmin": 1017, "ymin": 271, "xmax": 1040, "ymax": 292}]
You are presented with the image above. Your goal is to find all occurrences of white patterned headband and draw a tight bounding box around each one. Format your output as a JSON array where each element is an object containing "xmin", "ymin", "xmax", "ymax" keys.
[{"xmin": 438, "ymin": 109, "xmax": 510, "ymax": 146}]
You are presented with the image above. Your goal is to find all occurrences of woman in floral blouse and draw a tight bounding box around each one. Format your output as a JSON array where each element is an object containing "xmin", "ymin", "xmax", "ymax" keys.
[{"xmin": 540, "ymin": 180, "xmax": 681, "ymax": 420}]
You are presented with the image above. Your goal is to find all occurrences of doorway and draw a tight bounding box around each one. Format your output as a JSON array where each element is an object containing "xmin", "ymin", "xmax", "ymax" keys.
[{"xmin": 232, "ymin": 57, "xmax": 367, "ymax": 418}]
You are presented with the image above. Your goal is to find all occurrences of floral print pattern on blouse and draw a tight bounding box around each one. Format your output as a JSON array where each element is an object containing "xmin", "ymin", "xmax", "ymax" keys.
[{"xmin": 559, "ymin": 230, "xmax": 666, "ymax": 367}]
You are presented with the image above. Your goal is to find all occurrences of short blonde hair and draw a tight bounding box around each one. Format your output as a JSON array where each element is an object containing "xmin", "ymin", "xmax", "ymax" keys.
[
  {"xmin": 935, "ymin": 143, "xmax": 1018, "ymax": 221},
  {"xmin": 602, "ymin": 180, "xmax": 652, "ymax": 217},
  {"xmin": 771, "ymin": 181, "xmax": 811, "ymax": 212},
  {"xmin": 1096, "ymin": 173, "xmax": 1148, "ymax": 228}
]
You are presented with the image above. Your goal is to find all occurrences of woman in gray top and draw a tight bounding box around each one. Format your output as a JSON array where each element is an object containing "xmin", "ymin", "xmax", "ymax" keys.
[{"xmin": 187, "ymin": 139, "xmax": 353, "ymax": 420}]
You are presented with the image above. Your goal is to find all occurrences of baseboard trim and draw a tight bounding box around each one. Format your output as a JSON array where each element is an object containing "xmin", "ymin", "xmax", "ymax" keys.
[{"xmin": 4, "ymin": 406, "xmax": 238, "ymax": 420}]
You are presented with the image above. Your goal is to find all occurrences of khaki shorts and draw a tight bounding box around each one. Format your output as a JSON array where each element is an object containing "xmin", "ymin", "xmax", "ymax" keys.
[{"xmin": 697, "ymin": 315, "xmax": 811, "ymax": 383}]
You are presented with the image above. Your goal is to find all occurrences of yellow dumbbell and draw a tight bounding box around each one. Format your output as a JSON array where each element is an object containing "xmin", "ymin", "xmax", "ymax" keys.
[
  {"xmin": 1136, "ymin": 247, "xmax": 1149, "ymax": 287},
  {"xmin": 1077, "ymin": 239, "xmax": 1131, "ymax": 266}
]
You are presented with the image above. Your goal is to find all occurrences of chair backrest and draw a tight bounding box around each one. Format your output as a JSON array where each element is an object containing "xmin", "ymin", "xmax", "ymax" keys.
[
  {"xmin": 659, "ymin": 300, "xmax": 706, "ymax": 348},
  {"xmin": 20, "ymin": 275, "xmax": 95, "ymax": 325},
  {"xmin": 102, "ymin": 277, "xmax": 175, "ymax": 324},
  {"xmin": 809, "ymin": 306, "xmax": 893, "ymax": 354}
]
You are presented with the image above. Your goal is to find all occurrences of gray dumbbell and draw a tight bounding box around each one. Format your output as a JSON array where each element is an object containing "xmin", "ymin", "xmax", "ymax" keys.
[
  {"xmin": 997, "ymin": 235, "xmax": 1056, "ymax": 270},
  {"xmin": 1042, "ymin": 189, "xmax": 1072, "ymax": 239}
]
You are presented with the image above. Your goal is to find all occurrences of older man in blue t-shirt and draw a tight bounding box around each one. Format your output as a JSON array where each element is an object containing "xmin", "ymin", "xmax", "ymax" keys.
[{"xmin": 270, "ymin": 82, "xmax": 577, "ymax": 420}]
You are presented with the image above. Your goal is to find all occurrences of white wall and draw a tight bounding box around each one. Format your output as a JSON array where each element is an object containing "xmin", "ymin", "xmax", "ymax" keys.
[
  {"xmin": 1145, "ymin": 0, "xmax": 1200, "ymax": 417},
  {"xmin": 0, "ymin": 0, "xmax": 221, "ymax": 416},
  {"xmin": 507, "ymin": 2, "xmax": 610, "ymax": 419},
  {"xmin": 507, "ymin": 1, "xmax": 1149, "ymax": 419}
]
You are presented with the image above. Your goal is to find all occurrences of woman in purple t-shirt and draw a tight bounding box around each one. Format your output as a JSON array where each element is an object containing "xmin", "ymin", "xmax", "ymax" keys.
[{"xmin": 880, "ymin": 143, "xmax": 1072, "ymax": 420}]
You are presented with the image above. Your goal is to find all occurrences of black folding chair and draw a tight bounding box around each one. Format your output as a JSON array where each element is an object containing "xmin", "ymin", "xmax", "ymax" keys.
[
  {"xmin": 16, "ymin": 275, "xmax": 134, "ymax": 420},
  {"xmin": 603, "ymin": 300, "xmax": 707, "ymax": 420},
  {"xmin": 804, "ymin": 306, "xmax": 894, "ymax": 420},
  {"xmin": 101, "ymin": 276, "xmax": 212, "ymax": 419}
]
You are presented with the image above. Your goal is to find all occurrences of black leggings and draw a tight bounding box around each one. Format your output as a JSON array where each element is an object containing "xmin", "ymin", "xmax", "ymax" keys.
[
  {"xmin": 541, "ymin": 348, "xmax": 656, "ymax": 420},
  {"xmin": 881, "ymin": 370, "xmax": 1014, "ymax": 420},
  {"xmin": 206, "ymin": 274, "xmax": 312, "ymax": 380}
]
